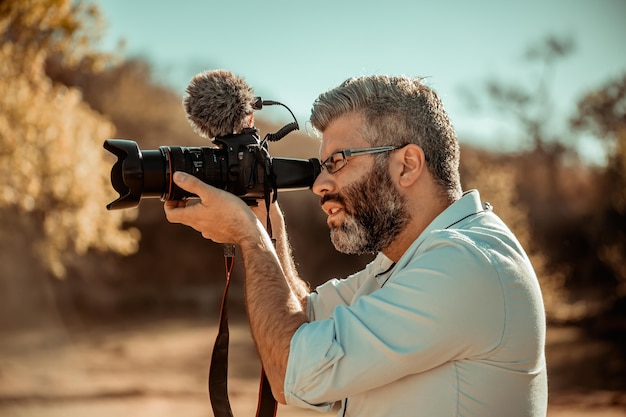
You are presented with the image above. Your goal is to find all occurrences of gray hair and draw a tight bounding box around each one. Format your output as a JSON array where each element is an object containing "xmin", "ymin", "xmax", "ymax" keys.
[{"xmin": 310, "ymin": 75, "xmax": 462, "ymax": 202}]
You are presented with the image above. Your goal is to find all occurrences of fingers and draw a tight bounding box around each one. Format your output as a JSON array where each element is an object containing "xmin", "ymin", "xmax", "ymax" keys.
[
  {"xmin": 163, "ymin": 173, "xmax": 208, "ymax": 224},
  {"xmin": 163, "ymin": 198, "xmax": 197, "ymax": 224},
  {"xmin": 164, "ymin": 198, "xmax": 187, "ymax": 209},
  {"xmin": 163, "ymin": 172, "xmax": 255, "ymax": 244}
]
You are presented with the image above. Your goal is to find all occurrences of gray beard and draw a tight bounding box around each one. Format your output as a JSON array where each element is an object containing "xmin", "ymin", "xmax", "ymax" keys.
[{"xmin": 329, "ymin": 163, "xmax": 410, "ymax": 255}]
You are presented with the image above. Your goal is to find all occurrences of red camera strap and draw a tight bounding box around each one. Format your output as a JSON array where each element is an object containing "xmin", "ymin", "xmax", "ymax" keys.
[{"xmin": 209, "ymin": 244, "xmax": 277, "ymax": 417}]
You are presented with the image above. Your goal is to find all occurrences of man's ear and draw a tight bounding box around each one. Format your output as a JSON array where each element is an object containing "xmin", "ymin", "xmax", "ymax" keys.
[{"xmin": 394, "ymin": 144, "xmax": 426, "ymax": 188}]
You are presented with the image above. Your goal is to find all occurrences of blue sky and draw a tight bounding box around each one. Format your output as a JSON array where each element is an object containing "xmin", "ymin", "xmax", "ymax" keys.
[{"xmin": 91, "ymin": 0, "xmax": 626, "ymax": 162}]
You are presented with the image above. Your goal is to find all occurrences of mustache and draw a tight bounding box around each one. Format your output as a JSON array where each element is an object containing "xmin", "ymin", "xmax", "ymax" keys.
[{"xmin": 321, "ymin": 193, "xmax": 345, "ymax": 206}]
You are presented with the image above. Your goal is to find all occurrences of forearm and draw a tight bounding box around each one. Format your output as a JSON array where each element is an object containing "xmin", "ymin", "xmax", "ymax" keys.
[
  {"xmin": 240, "ymin": 220, "xmax": 309, "ymax": 404},
  {"xmin": 163, "ymin": 175, "xmax": 307, "ymax": 403},
  {"xmin": 269, "ymin": 207, "xmax": 310, "ymax": 305}
]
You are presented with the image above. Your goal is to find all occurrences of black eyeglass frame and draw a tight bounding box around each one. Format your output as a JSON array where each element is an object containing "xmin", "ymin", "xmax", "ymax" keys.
[{"xmin": 319, "ymin": 146, "xmax": 402, "ymax": 174}]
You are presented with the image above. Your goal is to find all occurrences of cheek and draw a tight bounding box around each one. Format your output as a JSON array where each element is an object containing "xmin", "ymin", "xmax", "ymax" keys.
[{"xmin": 341, "ymin": 178, "xmax": 374, "ymax": 215}]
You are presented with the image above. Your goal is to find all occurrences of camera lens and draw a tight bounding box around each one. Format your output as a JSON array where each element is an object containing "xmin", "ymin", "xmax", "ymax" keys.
[{"xmin": 159, "ymin": 146, "xmax": 228, "ymax": 201}]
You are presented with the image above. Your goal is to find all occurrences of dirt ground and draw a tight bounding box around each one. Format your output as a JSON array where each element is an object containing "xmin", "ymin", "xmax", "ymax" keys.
[{"xmin": 0, "ymin": 315, "xmax": 624, "ymax": 417}]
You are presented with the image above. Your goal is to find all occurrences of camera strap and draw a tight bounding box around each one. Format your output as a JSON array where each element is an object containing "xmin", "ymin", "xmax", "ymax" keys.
[
  {"xmin": 208, "ymin": 249, "xmax": 235, "ymax": 417},
  {"xmin": 209, "ymin": 243, "xmax": 277, "ymax": 416}
]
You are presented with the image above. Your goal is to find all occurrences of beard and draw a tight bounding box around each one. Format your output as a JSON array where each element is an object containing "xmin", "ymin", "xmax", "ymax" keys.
[{"xmin": 326, "ymin": 162, "xmax": 410, "ymax": 255}]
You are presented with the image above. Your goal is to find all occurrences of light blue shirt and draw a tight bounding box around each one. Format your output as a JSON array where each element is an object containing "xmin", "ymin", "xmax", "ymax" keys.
[{"xmin": 285, "ymin": 190, "xmax": 548, "ymax": 416}]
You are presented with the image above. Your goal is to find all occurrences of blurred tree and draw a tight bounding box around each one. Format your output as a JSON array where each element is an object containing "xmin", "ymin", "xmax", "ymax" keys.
[
  {"xmin": 0, "ymin": 0, "xmax": 139, "ymax": 279},
  {"xmin": 484, "ymin": 35, "xmax": 575, "ymax": 148},
  {"xmin": 571, "ymin": 75, "xmax": 626, "ymax": 305}
]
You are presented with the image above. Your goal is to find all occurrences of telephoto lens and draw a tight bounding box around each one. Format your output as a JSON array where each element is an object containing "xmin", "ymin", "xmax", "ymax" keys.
[{"xmin": 104, "ymin": 132, "xmax": 320, "ymax": 210}]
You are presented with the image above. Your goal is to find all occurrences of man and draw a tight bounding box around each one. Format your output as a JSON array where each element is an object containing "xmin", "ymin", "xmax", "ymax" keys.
[{"xmin": 165, "ymin": 75, "xmax": 548, "ymax": 416}]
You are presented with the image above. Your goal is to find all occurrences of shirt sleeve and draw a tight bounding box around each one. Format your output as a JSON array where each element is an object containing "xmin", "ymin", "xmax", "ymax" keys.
[
  {"xmin": 285, "ymin": 232, "xmax": 507, "ymax": 408},
  {"xmin": 307, "ymin": 255, "xmax": 386, "ymax": 321}
]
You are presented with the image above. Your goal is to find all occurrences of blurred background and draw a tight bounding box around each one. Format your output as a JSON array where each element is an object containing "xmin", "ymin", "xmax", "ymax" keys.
[{"xmin": 0, "ymin": 0, "xmax": 624, "ymax": 416}]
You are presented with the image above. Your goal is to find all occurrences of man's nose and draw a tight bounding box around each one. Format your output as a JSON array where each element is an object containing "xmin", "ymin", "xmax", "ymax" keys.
[{"xmin": 311, "ymin": 169, "xmax": 334, "ymax": 197}]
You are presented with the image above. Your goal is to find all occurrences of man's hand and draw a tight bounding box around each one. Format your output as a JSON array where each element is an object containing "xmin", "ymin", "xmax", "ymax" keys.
[{"xmin": 164, "ymin": 172, "xmax": 259, "ymax": 245}]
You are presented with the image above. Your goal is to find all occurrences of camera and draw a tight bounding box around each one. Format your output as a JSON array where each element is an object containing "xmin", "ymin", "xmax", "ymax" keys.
[{"xmin": 104, "ymin": 128, "xmax": 321, "ymax": 210}]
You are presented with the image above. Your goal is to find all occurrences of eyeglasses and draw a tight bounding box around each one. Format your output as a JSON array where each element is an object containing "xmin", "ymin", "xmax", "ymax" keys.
[{"xmin": 319, "ymin": 146, "xmax": 401, "ymax": 174}]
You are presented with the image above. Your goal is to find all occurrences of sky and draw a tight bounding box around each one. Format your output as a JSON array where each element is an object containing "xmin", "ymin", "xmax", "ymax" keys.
[{"xmin": 90, "ymin": 0, "xmax": 626, "ymax": 163}]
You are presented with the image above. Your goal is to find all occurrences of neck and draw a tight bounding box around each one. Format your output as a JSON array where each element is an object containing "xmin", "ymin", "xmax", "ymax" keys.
[{"xmin": 382, "ymin": 192, "xmax": 451, "ymax": 262}]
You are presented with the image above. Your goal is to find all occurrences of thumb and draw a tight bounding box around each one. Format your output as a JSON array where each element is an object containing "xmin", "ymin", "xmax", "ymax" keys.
[{"xmin": 172, "ymin": 171, "xmax": 208, "ymax": 198}]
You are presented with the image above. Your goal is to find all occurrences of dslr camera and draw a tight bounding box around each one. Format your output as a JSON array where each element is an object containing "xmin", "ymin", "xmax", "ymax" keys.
[{"xmin": 104, "ymin": 127, "xmax": 321, "ymax": 210}]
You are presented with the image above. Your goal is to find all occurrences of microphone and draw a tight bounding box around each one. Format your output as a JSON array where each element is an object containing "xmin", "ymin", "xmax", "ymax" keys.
[{"xmin": 183, "ymin": 69, "xmax": 257, "ymax": 139}]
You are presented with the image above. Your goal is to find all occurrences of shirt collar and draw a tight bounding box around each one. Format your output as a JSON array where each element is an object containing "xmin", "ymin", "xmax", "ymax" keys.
[
  {"xmin": 374, "ymin": 190, "xmax": 485, "ymax": 281},
  {"xmin": 397, "ymin": 189, "xmax": 484, "ymax": 262},
  {"xmin": 427, "ymin": 189, "xmax": 484, "ymax": 232}
]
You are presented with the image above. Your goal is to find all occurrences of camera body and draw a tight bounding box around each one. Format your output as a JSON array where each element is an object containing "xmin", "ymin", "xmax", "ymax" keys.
[{"xmin": 104, "ymin": 128, "xmax": 320, "ymax": 210}]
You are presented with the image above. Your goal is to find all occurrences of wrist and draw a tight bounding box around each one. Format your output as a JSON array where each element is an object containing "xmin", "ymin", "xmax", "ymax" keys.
[{"xmin": 237, "ymin": 218, "xmax": 275, "ymax": 252}]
